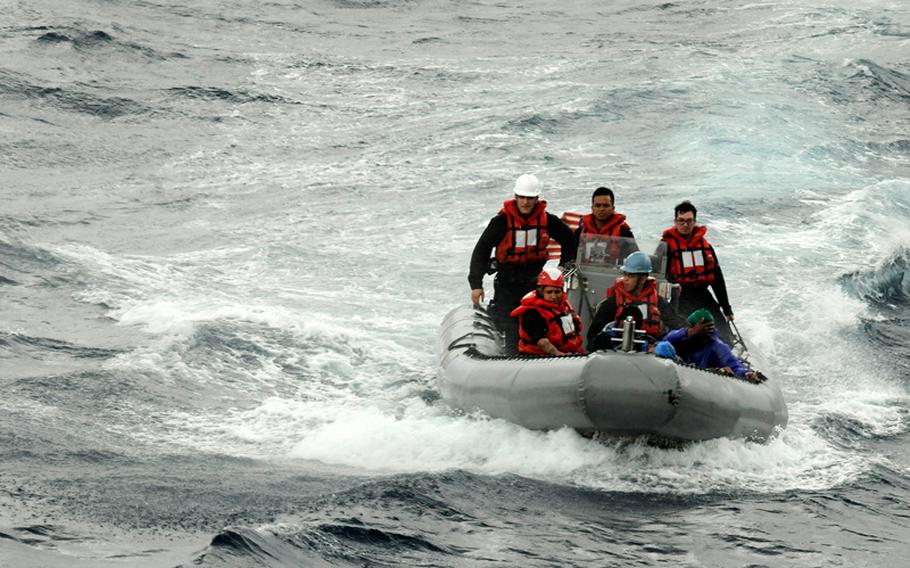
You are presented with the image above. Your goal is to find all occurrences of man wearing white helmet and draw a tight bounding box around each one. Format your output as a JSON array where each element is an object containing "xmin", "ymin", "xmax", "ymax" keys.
[{"xmin": 468, "ymin": 174, "xmax": 576, "ymax": 355}]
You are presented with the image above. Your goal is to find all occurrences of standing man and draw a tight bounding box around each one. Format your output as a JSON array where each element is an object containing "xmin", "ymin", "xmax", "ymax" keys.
[
  {"xmin": 576, "ymin": 186, "xmax": 637, "ymax": 264},
  {"xmin": 469, "ymin": 174, "xmax": 576, "ymax": 354},
  {"xmin": 659, "ymin": 200, "xmax": 735, "ymax": 343}
]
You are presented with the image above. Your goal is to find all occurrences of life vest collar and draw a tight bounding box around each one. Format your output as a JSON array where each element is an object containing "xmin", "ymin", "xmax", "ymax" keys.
[
  {"xmin": 661, "ymin": 224, "xmax": 707, "ymax": 242},
  {"xmin": 581, "ymin": 212, "xmax": 628, "ymax": 236}
]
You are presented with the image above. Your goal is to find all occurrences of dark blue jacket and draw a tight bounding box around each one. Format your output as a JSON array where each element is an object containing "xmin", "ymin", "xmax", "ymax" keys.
[{"xmin": 663, "ymin": 327, "xmax": 752, "ymax": 377}]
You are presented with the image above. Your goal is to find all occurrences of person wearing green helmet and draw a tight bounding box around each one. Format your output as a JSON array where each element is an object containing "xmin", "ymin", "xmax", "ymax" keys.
[
  {"xmin": 587, "ymin": 251, "xmax": 684, "ymax": 351},
  {"xmin": 663, "ymin": 308, "xmax": 759, "ymax": 382}
]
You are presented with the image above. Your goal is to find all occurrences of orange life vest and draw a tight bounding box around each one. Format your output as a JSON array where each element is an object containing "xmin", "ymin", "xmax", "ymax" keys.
[
  {"xmin": 660, "ymin": 225, "xmax": 716, "ymax": 286},
  {"xmin": 495, "ymin": 200, "xmax": 551, "ymax": 265},
  {"xmin": 578, "ymin": 213, "xmax": 629, "ymax": 237},
  {"xmin": 511, "ymin": 291, "xmax": 584, "ymax": 355},
  {"xmin": 609, "ymin": 277, "xmax": 662, "ymax": 337}
]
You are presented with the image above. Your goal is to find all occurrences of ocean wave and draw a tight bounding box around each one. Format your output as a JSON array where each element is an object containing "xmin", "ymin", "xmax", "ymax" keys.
[
  {"xmin": 236, "ymin": 476, "xmax": 471, "ymax": 565},
  {"xmin": 32, "ymin": 27, "xmax": 188, "ymax": 61},
  {"xmin": 872, "ymin": 20, "xmax": 910, "ymax": 39},
  {"xmin": 506, "ymin": 112, "xmax": 565, "ymax": 133},
  {"xmin": 0, "ymin": 525, "xmax": 83, "ymax": 547},
  {"xmin": 0, "ymin": 69, "xmax": 152, "ymax": 119},
  {"xmin": 412, "ymin": 36, "xmax": 443, "ymax": 45},
  {"xmin": 202, "ymin": 528, "xmax": 296, "ymax": 565},
  {"xmin": 190, "ymin": 526, "xmax": 340, "ymax": 567},
  {"xmin": 861, "ymin": 318, "xmax": 910, "ymax": 363},
  {"xmin": 8, "ymin": 370, "xmax": 132, "ymax": 410},
  {"xmin": 872, "ymin": 138, "xmax": 910, "ymax": 152},
  {"xmin": 504, "ymin": 104, "xmax": 622, "ymax": 135},
  {"xmin": 0, "ymin": 210, "xmax": 105, "ymax": 230},
  {"xmin": 809, "ymin": 393, "xmax": 910, "ymax": 447},
  {"xmin": 329, "ymin": 0, "xmax": 399, "ymax": 8},
  {"xmin": 287, "ymin": 56, "xmax": 484, "ymax": 84},
  {"xmin": 166, "ymin": 86, "xmax": 301, "ymax": 105},
  {"xmin": 173, "ymin": 319, "xmax": 347, "ymax": 394},
  {"xmin": 0, "ymin": 238, "xmax": 65, "ymax": 283},
  {"xmin": 313, "ymin": 521, "xmax": 447, "ymax": 552},
  {"xmin": 813, "ymin": 407, "xmax": 910, "ymax": 446},
  {"xmin": 232, "ymin": 470, "xmax": 850, "ymax": 567},
  {"xmin": 845, "ymin": 58, "xmax": 910, "ymax": 103},
  {"xmin": 0, "ymin": 332, "xmax": 122, "ymax": 360},
  {"xmin": 61, "ymin": 29, "xmax": 113, "ymax": 47},
  {"xmin": 839, "ymin": 247, "xmax": 910, "ymax": 308},
  {"xmin": 34, "ymin": 31, "xmax": 71, "ymax": 43}
]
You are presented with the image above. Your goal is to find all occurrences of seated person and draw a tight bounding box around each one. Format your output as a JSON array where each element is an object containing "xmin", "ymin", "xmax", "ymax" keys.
[
  {"xmin": 510, "ymin": 268, "xmax": 586, "ymax": 357},
  {"xmin": 662, "ymin": 308, "xmax": 759, "ymax": 382},
  {"xmin": 587, "ymin": 251, "xmax": 683, "ymax": 351}
]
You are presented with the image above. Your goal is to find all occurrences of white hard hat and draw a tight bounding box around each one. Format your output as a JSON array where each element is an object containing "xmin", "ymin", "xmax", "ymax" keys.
[{"xmin": 513, "ymin": 174, "xmax": 541, "ymax": 197}]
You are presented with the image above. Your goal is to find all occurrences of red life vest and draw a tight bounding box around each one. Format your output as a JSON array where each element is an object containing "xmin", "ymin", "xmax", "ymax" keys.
[
  {"xmin": 510, "ymin": 291, "xmax": 584, "ymax": 355},
  {"xmin": 608, "ymin": 277, "xmax": 662, "ymax": 337},
  {"xmin": 660, "ymin": 225, "xmax": 716, "ymax": 286},
  {"xmin": 578, "ymin": 212, "xmax": 629, "ymax": 237},
  {"xmin": 495, "ymin": 200, "xmax": 551, "ymax": 265}
]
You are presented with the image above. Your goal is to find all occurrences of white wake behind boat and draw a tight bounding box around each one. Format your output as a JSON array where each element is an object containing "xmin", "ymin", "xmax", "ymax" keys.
[{"xmin": 437, "ymin": 234, "xmax": 788, "ymax": 443}]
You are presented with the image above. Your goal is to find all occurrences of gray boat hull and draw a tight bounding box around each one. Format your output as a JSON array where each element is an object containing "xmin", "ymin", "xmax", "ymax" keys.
[{"xmin": 437, "ymin": 305, "xmax": 788, "ymax": 442}]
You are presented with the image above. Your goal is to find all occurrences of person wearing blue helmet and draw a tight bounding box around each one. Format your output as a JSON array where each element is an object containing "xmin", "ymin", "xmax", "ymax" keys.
[{"xmin": 587, "ymin": 251, "xmax": 684, "ymax": 351}]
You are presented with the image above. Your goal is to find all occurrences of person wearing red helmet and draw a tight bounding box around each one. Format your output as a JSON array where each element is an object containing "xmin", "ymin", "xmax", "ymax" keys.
[{"xmin": 510, "ymin": 268, "xmax": 586, "ymax": 357}]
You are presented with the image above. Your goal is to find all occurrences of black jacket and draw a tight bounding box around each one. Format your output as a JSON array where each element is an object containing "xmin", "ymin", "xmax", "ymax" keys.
[{"xmin": 468, "ymin": 212, "xmax": 577, "ymax": 289}]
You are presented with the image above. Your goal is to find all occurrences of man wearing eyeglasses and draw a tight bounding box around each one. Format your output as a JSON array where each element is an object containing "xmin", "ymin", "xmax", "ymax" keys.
[
  {"xmin": 659, "ymin": 200, "xmax": 735, "ymax": 344},
  {"xmin": 469, "ymin": 174, "xmax": 577, "ymax": 355}
]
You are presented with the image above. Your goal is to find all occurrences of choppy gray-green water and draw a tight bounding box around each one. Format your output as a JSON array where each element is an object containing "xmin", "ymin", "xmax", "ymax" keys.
[{"xmin": 2, "ymin": 0, "xmax": 909, "ymax": 565}]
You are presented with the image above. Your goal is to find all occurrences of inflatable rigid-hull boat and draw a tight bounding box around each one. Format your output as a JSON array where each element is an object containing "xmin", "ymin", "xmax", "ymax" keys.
[{"xmin": 437, "ymin": 305, "xmax": 788, "ymax": 443}]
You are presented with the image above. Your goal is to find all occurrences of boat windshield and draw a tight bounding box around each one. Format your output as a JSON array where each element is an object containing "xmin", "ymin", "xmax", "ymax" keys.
[{"xmin": 576, "ymin": 235, "xmax": 669, "ymax": 275}]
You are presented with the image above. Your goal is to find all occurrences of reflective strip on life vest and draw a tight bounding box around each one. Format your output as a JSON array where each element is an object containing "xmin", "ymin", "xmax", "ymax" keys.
[
  {"xmin": 681, "ymin": 250, "xmax": 705, "ymax": 269},
  {"xmin": 559, "ymin": 314, "xmax": 576, "ymax": 334},
  {"xmin": 515, "ymin": 228, "xmax": 538, "ymax": 248}
]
